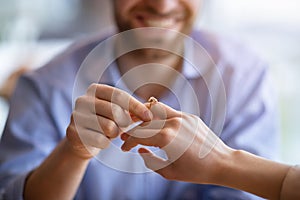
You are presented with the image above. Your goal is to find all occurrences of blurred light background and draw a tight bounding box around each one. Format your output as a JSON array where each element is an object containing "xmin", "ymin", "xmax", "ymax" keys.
[{"xmin": 0, "ymin": 0, "xmax": 299, "ymax": 164}]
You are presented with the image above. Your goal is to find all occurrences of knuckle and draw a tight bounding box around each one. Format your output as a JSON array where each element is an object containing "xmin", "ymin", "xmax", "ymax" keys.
[
  {"xmin": 75, "ymin": 96, "xmax": 87, "ymax": 108},
  {"xmin": 187, "ymin": 113, "xmax": 197, "ymax": 121},
  {"xmin": 76, "ymin": 96, "xmax": 96, "ymax": 113},
  {"xmin": 104, "ymin": 121, "xmax": 118, "ymax": 137},
  {"xmin": 131, "ymin": 102, "xmax": 142, "ymax": 114},
  {"xmin": 160, "ymin": 128, "xmax": 174, "ymax": 143},
  {"xmin": 87, "ymin": 83, "xmax": 98, "ymax": 93},
  {"xmin": 169, "ymin": 117, "xmax": 182, "ymax": 128},
  {"xmin": 111, "ymin": 91, "xmax": 124, "ymax": 104},
  {"xmin": 112, "ymin": 105, "xmax": 131, "ymax": 127},
  {"xmin": 105, "ymin": 121, "xmax": 115, "ymax": 132},
  {"xmin": 187, "ymin": 114, "xmax": 200, "ymax": 126},
  {"xmin": 111, "ymin": 104, "xmax": 122, "ymax": 116}
]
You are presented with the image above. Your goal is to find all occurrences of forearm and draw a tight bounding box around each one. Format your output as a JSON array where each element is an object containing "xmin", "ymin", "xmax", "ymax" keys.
[
  {"xmin": 215, "ymin": 149, "xmax": 290, "ymax": 199},
  {"xmin": 280, "ymin": 165, "xmax": 300, "ymax": 200},
  {"xmin": 24, "ymin": 138, "xmax": 90, "ymax": 200}
]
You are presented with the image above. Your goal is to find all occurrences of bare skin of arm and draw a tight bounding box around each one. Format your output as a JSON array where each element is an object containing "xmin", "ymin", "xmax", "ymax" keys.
[
  {"xmin": 121, "ymin": 102, "xmax": 299, "ymax": 200},
  {"xmin": 24, "ymin": 138, "xmax": 90, "ymax": 200},
  {"xmin": 24, "ymin": 84, "xmax": 152, "ymax": 200},
  {"xmin": 217, "ymin": 149, "xmax": 292, "ymax": 199}
]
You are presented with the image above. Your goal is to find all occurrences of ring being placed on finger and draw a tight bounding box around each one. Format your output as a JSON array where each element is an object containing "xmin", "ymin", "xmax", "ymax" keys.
[
  {"xmin": 123, "ymin": 97, "xmax": 157, "ymax": 133},
  {"xmin": 148, "ymin": 96, "xmax": 158, "ymax": 109}
]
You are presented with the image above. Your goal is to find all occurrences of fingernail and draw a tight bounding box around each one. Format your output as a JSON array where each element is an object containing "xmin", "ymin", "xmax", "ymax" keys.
[
  {"xmin": 121, "ymin": 146, "xmax": 128, "ymax": 152},
  {"xmin": 120, "ymin": 133, "xmax": 129, "ymax": 141},
  {"xmin": 120, "ymin": 134, "xmax": 125, "ymax": 141},
  {"xmin": 144, "ymin": 110, "xmax": 153, "ymax": 121}
]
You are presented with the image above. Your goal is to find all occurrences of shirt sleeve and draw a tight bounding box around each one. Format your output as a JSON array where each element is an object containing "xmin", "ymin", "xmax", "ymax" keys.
[
  {"xmin": 0, "ymin": 75, "xmax": 62, "ymax": 199},
  {"xmin": 0, "ymin": 172, "xmax": 29, "ymax": 200}
]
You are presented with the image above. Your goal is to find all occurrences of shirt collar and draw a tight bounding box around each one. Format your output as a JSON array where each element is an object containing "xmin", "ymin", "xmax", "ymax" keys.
[{"xmin": 81, "ymin": 34, "xmax": 214, "ymax": 90}]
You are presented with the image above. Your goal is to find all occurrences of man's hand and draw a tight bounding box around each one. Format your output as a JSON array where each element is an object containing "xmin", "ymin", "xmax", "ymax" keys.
[{"xmin": 66, "ymin": 83, "xmax": 153, "ymax": 159}]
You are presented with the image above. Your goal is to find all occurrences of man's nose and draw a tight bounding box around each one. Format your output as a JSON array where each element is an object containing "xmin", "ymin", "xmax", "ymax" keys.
[{"xmin": 145, "ymin": 0, "xmax": 178, "ymax": 15}]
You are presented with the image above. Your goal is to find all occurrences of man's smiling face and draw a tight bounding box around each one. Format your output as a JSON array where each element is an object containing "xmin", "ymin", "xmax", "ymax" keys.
[{"xmin": 113, "ymin": 0, "xmax": 202, "ymax": 36}]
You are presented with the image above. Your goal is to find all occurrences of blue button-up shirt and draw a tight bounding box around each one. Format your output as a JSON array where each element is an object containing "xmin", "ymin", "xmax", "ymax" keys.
[{"xmin": 0, "ymin": 30, "xmax": 279, "ymax": 199}]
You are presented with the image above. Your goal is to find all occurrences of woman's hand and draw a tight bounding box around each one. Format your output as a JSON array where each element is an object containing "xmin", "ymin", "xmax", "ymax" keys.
[{"xmin": 121, "ymin": 102, "xmax": 232, "ymax": 184}]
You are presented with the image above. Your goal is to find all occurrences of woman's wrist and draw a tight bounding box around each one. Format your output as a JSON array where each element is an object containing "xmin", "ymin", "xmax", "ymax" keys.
[
  {"xmin": 213, "ymin": 148, "xmax": 291, "ymax": 199},
  {"xmin": 200, "ymin": 139, "xmax": 236, "ymax": 185}
]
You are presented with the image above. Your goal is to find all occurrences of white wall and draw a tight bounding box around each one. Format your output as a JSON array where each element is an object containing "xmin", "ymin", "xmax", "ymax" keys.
[{"xmin": 199, "ymin": 0, "xmax": 300, "ymax": 164}]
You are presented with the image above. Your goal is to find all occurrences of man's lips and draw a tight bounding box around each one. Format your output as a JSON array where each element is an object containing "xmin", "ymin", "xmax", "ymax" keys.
[{"xmin": 144, "ymin": 18, "xmax": 175, "ymax": 28}]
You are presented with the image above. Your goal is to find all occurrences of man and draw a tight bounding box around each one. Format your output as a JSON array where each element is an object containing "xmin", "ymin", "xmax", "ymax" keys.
[{"xmin": 0, "ymin": 1, "xmax": 278, "ymax": 199}]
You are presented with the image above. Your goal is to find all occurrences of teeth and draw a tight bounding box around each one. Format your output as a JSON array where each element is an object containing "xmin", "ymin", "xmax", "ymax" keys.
[{"xmin": 145, "ymin": 19, "xmax": 174, "ymax": 28}]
